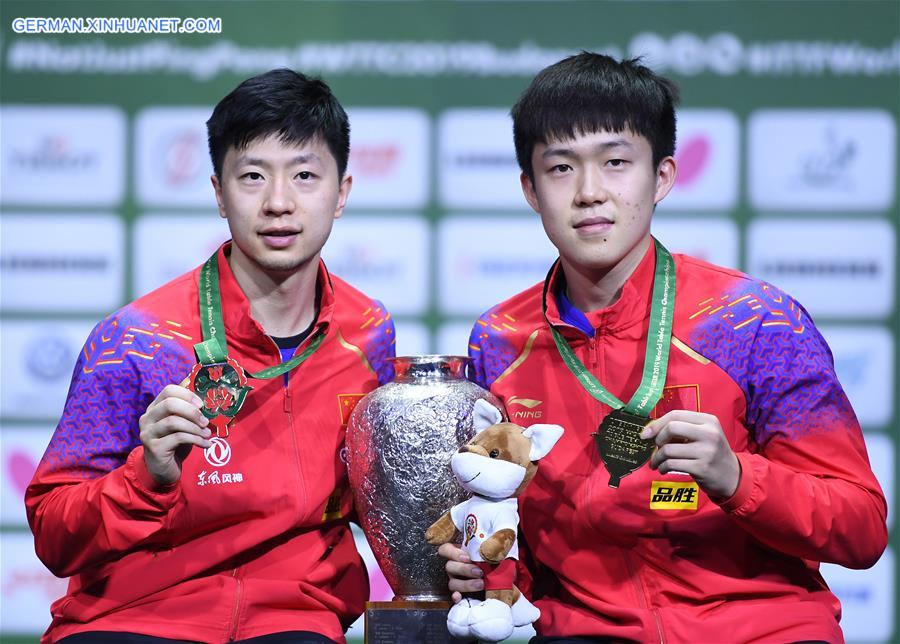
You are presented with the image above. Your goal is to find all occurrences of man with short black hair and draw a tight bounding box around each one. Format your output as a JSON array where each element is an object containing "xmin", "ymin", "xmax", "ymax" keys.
[
  {"xmin": 27, "ymin": 69, "xmax": 395, "ymax": 644},
  {"xmin": 442, "ymin": 52, "xmax": 887, "ymax": 643}
]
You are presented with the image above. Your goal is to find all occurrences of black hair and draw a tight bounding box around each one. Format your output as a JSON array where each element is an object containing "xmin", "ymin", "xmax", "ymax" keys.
[
  {"xmin": 207, "ymin": 68, "xmax": 350, "ymax": 179},
  {"xmin": 512, "ymin": 52, "xmax": 679, "ymax": 180}
]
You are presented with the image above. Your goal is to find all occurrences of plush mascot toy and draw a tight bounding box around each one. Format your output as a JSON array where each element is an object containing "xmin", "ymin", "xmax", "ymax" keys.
[{"xmin": 426, "ymin": 399, "xmax": 564, "ymax": 642}]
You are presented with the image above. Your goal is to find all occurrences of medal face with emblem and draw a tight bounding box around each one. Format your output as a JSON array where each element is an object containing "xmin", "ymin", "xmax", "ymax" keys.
[
  {"xmin": 593, "ymin": 409, "xmax": 654, "ymax": 489},
  {"xmin": 187, "ymin": 357, "xmax": 252, "ymax": 437}
]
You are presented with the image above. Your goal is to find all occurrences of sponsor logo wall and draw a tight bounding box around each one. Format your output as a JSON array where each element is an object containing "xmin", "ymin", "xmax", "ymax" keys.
[
  {"xmin": 749, "ymin": 109, "xmax": 896, "ymax": 212},
  {"xmin": 132, "ymin": 214, "xmax": 231, "ymax": 297},
  {"xmin": 345, "ymin": 108, "xmax": 430, "ymax": 209},
  {"xmin": 820, "ymin": 326, "xmax": 894, "ymax": 429},
  {"xmin": 0, "ymin": 214, "xmax": 125, "ymax": 312},
  {"xmin": 135, "ymin": 107, "xmax": 217, "ymax": 208},
  {"xmin": 1, "ymin": 4, "xmax": 897, "ymax": 640},
  {"xmin": 0, "ymin": 106, "xmax": 126, "ymax": 206},
  {"xmin": 746, "ymin": 218, "xmax": 895, "ymax": 319},
  {"xmin": 651, "ymin": 217, "xmax": 739, "ymax": 269},
  {"xmin": 439, "ymin": 109, "xmax": 522, "ymax": 209},
  {"xmin": 438, "ymin": 215, "xmax": 559, "ymax": 315},
  {"xmin": 0, "ymin": 426, "xmax": 55, "ymax": 525},
  {"xmin": 0, "ymin": 532, "xmax": 69, "ymax": 633},
  {"xmin": 0, "ymin": 320, "xmax": 98, "ymax": 420},
  {"xmin": 657, "ymin": 109, "xmax": 740, "ymax": 212},
  {"xmin": 323, "ymin": 215, "xmax": 430, "ymax": 315},
  {"xmin": 822, "ymin": 547, "xmax": 896, "ymax": 642}
]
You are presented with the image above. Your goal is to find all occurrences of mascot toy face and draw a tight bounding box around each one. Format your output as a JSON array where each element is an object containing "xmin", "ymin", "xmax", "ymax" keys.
[{"xmin": 451, "ymin": 400, "xmax": 563, "ymax": 500}]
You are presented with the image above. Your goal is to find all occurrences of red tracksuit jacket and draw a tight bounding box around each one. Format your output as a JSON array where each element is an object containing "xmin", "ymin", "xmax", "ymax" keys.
[
  {"xmin": 468, "ymin": 242, "xmax": 887, "ymax": 643},
  {"xmin": 26, "ymin": 243, "xmax": 395, "ymax": 643}
]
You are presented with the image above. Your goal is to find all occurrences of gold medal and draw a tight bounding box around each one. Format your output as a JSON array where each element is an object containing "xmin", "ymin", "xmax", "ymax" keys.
[{"xmin": 593, "ymin": 409, "xmax": 654, "ymax": 488}]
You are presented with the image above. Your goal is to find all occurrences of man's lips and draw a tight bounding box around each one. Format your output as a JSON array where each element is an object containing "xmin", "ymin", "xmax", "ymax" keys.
[
  {"xmin": 260, "ymin": 229, "xmax": 299, "ymax": 248},
  {"xmin": 574, "ymin": 217, "xmax": 614, "ymax": 234}
]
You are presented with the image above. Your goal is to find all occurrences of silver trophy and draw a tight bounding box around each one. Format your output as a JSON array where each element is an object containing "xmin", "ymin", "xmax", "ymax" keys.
[{"xmin": 346, "ymin": 355, "xmax": 501, "ymax": 601}]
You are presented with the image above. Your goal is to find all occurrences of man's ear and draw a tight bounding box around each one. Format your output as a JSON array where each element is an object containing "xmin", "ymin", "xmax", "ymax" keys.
[
  {"xmin": 211, "ymin": 174, "xmax": 227, "ymax": 219},
  {"xmin": 333, "ymin": 173, "xmax": 352, "ymax": 220},
  {"xmin": 520, "ymin": 171, "xmax": 541, "ymax": 215},
  {"xmin": 472, "ymin": 399, "xmax": 503, "ymax": 435},
  {"xmin": 522, "ymin": 424, "xmax": 564, "ymax": 461},
  {"xmin": 653, "ymin": 156, "xmax": 677, "ymax": 205}
]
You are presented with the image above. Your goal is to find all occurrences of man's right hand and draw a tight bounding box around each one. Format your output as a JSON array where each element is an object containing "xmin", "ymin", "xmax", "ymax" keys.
[
  {"xmin": 437, "ymin": 543, "xmax": 485, "ymax": 602},
  {"xmin": 139, "ymin": 384, "xmax": 211, "ymax": 487}
]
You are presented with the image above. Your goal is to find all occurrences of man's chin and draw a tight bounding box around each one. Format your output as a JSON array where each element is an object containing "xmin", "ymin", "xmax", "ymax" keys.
[{"xmin": 252, "ymin": 250, "xmax": 317, "ymax": 276}]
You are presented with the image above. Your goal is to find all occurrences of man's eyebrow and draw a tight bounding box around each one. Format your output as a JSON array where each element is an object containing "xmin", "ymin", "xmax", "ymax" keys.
[
  {"xmin": 541, "ymin": 139, "xmax": 635, "ymax": 159},
  {"xmin": 234, "ymin": 153, "xmax": 323, "ymax": 167}
]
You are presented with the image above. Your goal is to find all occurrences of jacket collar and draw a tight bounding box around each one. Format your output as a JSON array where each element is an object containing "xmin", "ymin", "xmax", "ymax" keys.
[
  {"xmin": 543, "ymin": 239, "xmax": 656, "ymax": 337},
  {"xmin": 212, "ymin": 242, "xmax": 335, "ymax": 349}
]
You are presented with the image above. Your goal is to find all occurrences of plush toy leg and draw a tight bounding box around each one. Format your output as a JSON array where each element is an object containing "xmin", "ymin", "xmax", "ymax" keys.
[
  {"xmin": 510, "ymin": 590, "xmax": 540, "ymax": 627},
  {"xmin": 468, "ymin": 597, "xmax": 514, "ymax": 642},
  {"xmin": 447, "ymin": 597, "xmax": 480, "ymax": 640}
]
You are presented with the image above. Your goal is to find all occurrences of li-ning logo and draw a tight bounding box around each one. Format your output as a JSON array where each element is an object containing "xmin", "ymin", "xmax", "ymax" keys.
[
  {"xmin": 204, "ymin": 437, "xmax": 232, "ymax": 467},
  {"xmin": 508, "ymin": 396, "xmax": 543, "ymax": 420},
  {"xmin": 650, "ymin": 481, "xmax": 699, "ymax": 511}
]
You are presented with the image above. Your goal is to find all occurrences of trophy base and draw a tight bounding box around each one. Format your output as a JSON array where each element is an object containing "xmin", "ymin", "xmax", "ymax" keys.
[{"xmin": 365, "ymin": 600, "xmax": 467, "ymax": 643}]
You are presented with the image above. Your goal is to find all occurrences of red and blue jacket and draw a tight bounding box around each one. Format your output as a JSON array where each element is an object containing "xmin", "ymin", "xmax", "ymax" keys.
[
  {"xmin": 26, "ymin": 243, "xmax": 395, "ymax": 643},
  {"xmin": 468, "ymin": 241, "xmax": 887, "ymax": 643}
]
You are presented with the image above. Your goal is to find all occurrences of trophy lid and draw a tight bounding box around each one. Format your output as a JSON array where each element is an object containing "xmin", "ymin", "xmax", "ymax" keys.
[{"xmin": 390, "ymin": 355, "xmax": 470, "ymax": 381}]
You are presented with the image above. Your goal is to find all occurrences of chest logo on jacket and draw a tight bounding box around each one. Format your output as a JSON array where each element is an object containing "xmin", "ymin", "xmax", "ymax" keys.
[
  {"xmin": 338, "ymin": 393, "xmax": 366, "ymax": 426},
  {"xmin": 203, "ymin": 437, "xmax": 232, "ymax": 467},
  {"xmin": 649, "ymin": 481, "xmax": 700, "ymax": 510},
  {"xmin": 507, "ymin": 395, "xmax": 543, "ymax": 420},
  {"xmin": 196, "ymin": 437, "xmax": 245, "ymax": 487},
  {"xmin": 651, "ymin": 384, "xmax": 700, "ymax": 418}
]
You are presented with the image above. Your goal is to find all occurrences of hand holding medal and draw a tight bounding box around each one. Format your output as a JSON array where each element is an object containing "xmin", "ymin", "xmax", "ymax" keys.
[
  {"xmin": 139, "ymin": 384, "xmax": 213, "ymax": 487},
  {"xmin": 641, "ymin": 410, "xmax": 741, "ymax": 499}
]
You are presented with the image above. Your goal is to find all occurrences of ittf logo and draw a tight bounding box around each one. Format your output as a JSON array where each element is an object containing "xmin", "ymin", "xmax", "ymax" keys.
[{"xmin": 650, "ymin": 481, "xmax": 700, "ymax": 510}]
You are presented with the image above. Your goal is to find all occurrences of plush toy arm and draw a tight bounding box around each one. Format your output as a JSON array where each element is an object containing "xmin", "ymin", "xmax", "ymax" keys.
[
  {"xmin": 479, "ymin": 528, "xmax": 516, "ymax": 563},
  {"xmin": 426, "ymin": 511, "xmax": 459, "ymax": 545}
]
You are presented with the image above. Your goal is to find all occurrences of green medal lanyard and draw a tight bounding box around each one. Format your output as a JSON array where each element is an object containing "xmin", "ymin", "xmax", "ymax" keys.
[
  {"xmin": 187, "ymin": 252, "xmax": 327, "ymax": 437},
  {"xmin": 545, "ymin": 238, "xmax": 676, "ymax": 486},
  {"xmin": 194, "ymin": 253, "xmax": 325, "ymax": 377},
  {"xmin": 547, "ymin": 238, "xmax": 675, "ymax": 417}
]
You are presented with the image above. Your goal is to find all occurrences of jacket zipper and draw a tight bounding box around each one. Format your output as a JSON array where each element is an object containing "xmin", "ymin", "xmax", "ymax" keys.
[
  {"xmin": 227, "ymin": 569, "xmax": 243, "ymax": 641},
  {"xmin": 592, "ymin": 332, "xmax": 665, "ymax": 643},
  {"xmin": 286, "ymin": 382, "xmax": 305, "ymax": 512},
  {"xmin": 622, "ymin": 548, "xmax": 665, "ymax": 643},
  {"xmin": 271, "ymin": 336, "xmax": 306, "ymax": 518}
]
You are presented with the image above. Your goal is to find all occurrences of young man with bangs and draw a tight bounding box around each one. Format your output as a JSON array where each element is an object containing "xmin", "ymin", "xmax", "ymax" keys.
[
  {"xmin": 27, "ymin": 69, "xmax": 395, "ymax": 644},
  {"xmin": 441, "ymin": 52, "xmax": 887, "ymax": 643}
]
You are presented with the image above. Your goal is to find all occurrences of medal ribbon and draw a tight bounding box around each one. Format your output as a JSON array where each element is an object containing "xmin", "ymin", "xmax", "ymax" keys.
[
  {"xmin": 194, "ymin": 253, "xmax": 325, "ymax": 379},
  {"xmin": 548, "ymin": 238, "xmax": 675, "ymax": 417}
]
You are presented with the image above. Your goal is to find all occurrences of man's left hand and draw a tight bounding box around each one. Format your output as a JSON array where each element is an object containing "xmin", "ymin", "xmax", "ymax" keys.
[{"xmin": 640, "ymin": 410, "xmax": 741, "ymax": 499}]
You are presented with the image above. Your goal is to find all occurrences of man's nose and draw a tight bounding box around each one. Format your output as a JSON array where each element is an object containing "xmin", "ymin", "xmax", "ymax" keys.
[
  {"xmin": 575, "ymin": 167, "xmax": 609, "ymax": 206},
  {"xmin": 263, "ymin": 177, "xmax": 295, "ymax": 215}
]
